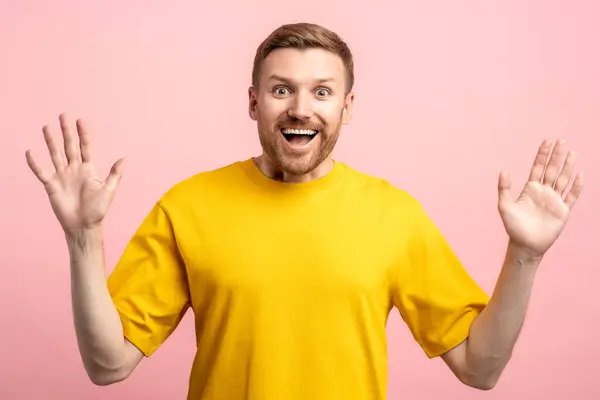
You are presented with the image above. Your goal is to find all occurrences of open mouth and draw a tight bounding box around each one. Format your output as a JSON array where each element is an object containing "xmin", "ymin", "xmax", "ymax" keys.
[{"xmin": 281, "ymin": 128, "xmax": 319, "ymax": 146}]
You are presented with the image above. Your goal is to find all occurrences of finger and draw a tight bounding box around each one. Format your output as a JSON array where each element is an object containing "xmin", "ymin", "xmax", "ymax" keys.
[
  {"xmin": 528, "ymin": 139, "xmax": 553, "ymax": 182},
  {"xmin": 42, "ymin": 125, "xmax": 66, "ymax": 170},
  {"xmin": 542, "ymin": 139, "xmax": 566, "ymax": 187},
  {"xmin": 553, "ymin": 150, "xmax": 577, "ymax": 195},
  {"xmin": 25, "ymin": 150, "xmax": 52, "ymax": 184},
  {"xmin": 76, "ymin": 119, "xmax": 93, "ymax": 162},
  {"xmin": 497, "ymin": 170, "xmax": 512, "ymax": 206},
  {"xmin": 59, "ymin": 113, "xmax": 81, "ymax": 164},
  {"xmin": 104, "ymin": 158, "xmax": 126, "ymax": 192},
  {"xmin": 564, "ymin": 173, "xmax": 584, "ymax": 210}
]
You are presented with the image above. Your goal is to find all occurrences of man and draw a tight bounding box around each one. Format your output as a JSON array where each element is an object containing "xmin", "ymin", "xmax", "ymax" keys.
[{"xmin": 26, "ymin": 23, "xmax": 584, "ymax": 399}]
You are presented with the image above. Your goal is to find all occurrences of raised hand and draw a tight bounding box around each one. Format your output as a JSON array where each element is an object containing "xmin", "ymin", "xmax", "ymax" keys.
[
  {"xmin": 497, "ymin": 139, "xmax": 584, "ymax": 259},
  {"xmin": 26, "ymin": 114, "xmax": 126, "ymax": 234}
]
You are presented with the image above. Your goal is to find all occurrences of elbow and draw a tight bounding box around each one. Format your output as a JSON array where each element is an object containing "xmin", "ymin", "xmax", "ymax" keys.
[
  {"xmin": 85, "ymin": 362, "xmax": 132, "ymax": 387},
  {"xmin": 458, "ymin": 365, "xmax": 503, "ymax": 391},
  {"xmin": 89, "ymin": 374, "xmax": 119, "ymax": 387},
  {"xmin": 459, "ymin": 350, "xmax": 511, "ymax": 391},
  {"xmin": 88, "ymin": 373, "xmax": 122, "ymax": 387},
  {"xmin": 88, "ymin": 370, "xmax": 129, "ymax": 387},
  {"xmin": 463, "ymin": 376, "xmax": 498, "ymax": 391}
]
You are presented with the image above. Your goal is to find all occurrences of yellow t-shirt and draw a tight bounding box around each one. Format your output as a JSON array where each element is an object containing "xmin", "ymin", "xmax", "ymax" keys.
[{"xmin": 107, "ymin": 158, "xmax": 489, "ymax": 400}]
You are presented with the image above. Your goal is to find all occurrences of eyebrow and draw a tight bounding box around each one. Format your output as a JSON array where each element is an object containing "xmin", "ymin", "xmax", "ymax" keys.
[{"xmin": 268, "ymin": 74, "xmax": 336, "ymax": 84}]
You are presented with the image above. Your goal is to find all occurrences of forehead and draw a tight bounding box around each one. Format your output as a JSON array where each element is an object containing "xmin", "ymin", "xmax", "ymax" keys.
[{"xmin": 259, "ymin": 47, "xmax": 346, "ymax": 86}]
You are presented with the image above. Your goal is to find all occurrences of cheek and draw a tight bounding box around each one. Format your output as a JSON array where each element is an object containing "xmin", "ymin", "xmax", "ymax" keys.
[
  {"xmin": 318, "ymin": 104, "xmax": 345, "ymax": 125},
  {"xmin": 257, "ymin": 99, "xmax": 286, "ymax": 123}
]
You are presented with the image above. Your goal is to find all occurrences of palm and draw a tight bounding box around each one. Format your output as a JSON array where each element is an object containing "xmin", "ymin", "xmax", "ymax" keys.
[
  {"xmin": 46, "ymin": 163, "xmax": 113, "ymax": 231},
  {"xmin": 26, "ymin": 114, "xmax": 125, "ymax": 233},
  {"xmin": 497, "ymin": 139, "xmax": 584, "ymax": 258}
]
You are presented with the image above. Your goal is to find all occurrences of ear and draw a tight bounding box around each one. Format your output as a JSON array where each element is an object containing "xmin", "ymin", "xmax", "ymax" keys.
[
  {"xmin": 342, "ymin": 92, "xmax": 355, "ymax": 125},
  {"xmin": 248, "ymin": 86, "xmax": 258, "ymax": 121}
]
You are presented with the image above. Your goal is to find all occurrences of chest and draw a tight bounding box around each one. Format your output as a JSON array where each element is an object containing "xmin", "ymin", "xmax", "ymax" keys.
[{"xmin": 177, "ymin": 197, "xmax": 402, "ymax": 310}]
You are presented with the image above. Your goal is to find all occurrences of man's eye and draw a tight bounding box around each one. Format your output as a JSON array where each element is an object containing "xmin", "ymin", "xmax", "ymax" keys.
[
  {"xmin": 274, "ymin": 87, "xmax": 290, "ymax": 95},
  {"xmin": 316, "ymin": 89, "xmax": 330, "ymax": 97}
]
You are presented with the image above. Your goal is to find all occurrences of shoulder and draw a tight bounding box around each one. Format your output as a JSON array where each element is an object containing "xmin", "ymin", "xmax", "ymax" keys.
[
  {"xmin": 156, "ymin": 159, "xmax": 247, "ymax": 209},
  {"xmin": 339, "ymin": 161, "xmax": 423, "ymax": 213}
]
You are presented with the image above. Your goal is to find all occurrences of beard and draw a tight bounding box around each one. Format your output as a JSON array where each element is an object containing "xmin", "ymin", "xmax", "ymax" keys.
[{"xmin": 257, "ymin": 112, "xmax": 343, "ymax": 176}]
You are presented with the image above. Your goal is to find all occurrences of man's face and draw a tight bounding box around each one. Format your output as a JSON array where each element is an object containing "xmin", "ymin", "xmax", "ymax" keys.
[{"xmin": 249, "ymin": 48, "xmax": 354, "ymax": 177}]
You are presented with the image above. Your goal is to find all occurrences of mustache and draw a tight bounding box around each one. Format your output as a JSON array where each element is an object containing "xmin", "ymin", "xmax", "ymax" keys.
[{"xmin": 276, "ymin": 119, "xmax": 325, "ymax": 131}]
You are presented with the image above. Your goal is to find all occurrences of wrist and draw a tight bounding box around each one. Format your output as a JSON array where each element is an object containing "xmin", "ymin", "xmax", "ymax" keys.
[
  {"xmin": 506, "ymin": 240, "xmax": 544, "ymax": 267},
  {"xmin": 65, "ymin": 225, "xmax": 104, "ymax": 251}
]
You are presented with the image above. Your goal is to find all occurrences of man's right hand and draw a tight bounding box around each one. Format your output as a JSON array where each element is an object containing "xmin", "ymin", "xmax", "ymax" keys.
[
  {"xmin": 25, "ymin": 113, "xmax": 142, "ymax": 385},
  {"xmin": 26, "ymin": 113, "xmax": 125, "ymax": 234}
]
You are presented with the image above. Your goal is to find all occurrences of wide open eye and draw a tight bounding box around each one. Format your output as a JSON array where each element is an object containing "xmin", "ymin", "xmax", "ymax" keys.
[
  {"xmin": 315, "ymin": 88, "xmax": 331, "ymax": 98},
  {"xmin": 273, "ymin": 86, "xmax": 291, "ymax": 96}
]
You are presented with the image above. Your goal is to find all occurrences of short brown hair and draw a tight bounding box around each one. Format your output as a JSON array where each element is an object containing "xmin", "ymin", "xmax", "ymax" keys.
[{"xmin": 251, "ymin": 22, "xmax": 354, "ymax": 93}]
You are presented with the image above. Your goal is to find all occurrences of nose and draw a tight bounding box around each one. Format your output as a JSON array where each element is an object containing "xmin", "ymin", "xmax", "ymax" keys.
[{"xmin": 287, "ymin": 93, "xmax": 313, "ymax": 120}]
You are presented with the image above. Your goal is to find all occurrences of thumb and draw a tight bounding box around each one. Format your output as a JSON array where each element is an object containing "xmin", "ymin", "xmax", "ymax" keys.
[
  {"xmin": 497, "ymin": 170, "xmax": 512, "ymax": 205},
  {"xmin": 105, "ymin": 158, "xmax": 126, "ymax": 192}
]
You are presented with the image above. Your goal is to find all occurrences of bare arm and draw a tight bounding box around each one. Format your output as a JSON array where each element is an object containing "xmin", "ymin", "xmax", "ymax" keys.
[
  {"xmin": 441, "ymin": 139, "xmax": 584, "ymax": 390},
  {"xmin": 441, "ymin": 242, "xmax": 540, "ymax": 390},
  {"xmin": 25, "ymin": 114, "xmax": 142, "ymax": 385},
  {"xmin": 68, "ymin": 227, "xmax": 143, "ymax": 386}
]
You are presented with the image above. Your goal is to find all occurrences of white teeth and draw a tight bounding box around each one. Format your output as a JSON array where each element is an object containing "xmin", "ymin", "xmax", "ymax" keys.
[{"xmin": 281, "ymin": 128, "xmax": 318, "ymax": 135}]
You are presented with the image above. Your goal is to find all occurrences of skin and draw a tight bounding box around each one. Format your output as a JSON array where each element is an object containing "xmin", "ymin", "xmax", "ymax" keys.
[
  {"xmin": 248, "ymin": 47, "xmax": 354, "ymax": 182},
  {"xmin": 440, "ymin": 139, "xmax": 584, "ymax": 389},
  {"xmin": 25, "ymin": 116, "xmax": 142, "ymax": 385},
  {"xmin": 25, "ymin": 47, "xmax": 584, "ymax": 389}
]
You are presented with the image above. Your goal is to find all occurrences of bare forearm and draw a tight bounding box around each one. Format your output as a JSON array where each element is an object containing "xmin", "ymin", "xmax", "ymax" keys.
[
  {"xmin": 67, "ymin": 227, "xmax": 134, "ymax": 384},
  {"xmin": 464, "ymin": 240, "xmax": 542, "ymax": 386}
]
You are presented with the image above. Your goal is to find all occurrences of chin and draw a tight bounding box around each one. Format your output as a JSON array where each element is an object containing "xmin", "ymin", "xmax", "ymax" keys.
[
  {"xmin": 278, "ymin": 152, "xmax": 330, "ymax": 176},
  {"xmin": 280, "ymin": 160, "xmax": 316, "ymax": 176}
]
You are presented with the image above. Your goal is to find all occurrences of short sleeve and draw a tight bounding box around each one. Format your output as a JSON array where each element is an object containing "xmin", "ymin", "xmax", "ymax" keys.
[
  {"xmin": 107, "ymin": 201, "xmax": 191, "ymax": 357},
  {"xmin": 392, "ymin": 200, "xmax": 489, "ymax": 358}
]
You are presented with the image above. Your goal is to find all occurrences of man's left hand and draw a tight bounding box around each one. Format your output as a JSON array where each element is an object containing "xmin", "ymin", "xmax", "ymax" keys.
[{"xmin": 497, "ymin": 139, "xmax": 584, "ymax": 260}]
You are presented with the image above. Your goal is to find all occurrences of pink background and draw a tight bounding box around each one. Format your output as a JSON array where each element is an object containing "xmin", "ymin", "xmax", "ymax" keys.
[{"xmin": 2, "ymin": 1, "xmax": 599, "ymax": 399}]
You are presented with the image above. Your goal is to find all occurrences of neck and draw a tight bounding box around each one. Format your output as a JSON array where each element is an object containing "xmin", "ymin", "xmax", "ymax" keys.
[{"xmin": 253, "ymin": 155, "xmax": 334, "ymax": 183}]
